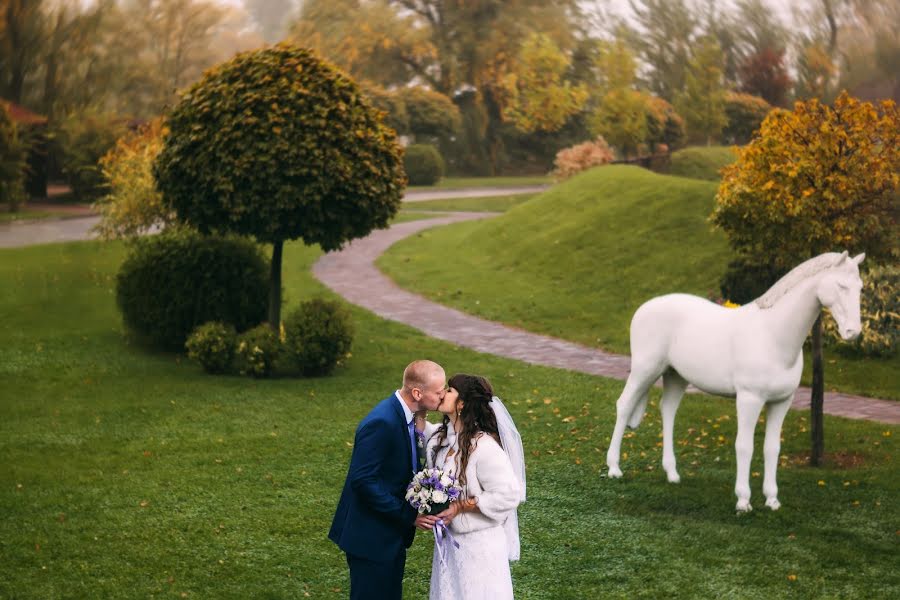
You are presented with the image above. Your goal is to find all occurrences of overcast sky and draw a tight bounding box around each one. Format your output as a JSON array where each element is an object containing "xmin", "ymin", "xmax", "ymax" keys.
[{"xmin": 216, "ymin": 0, "xmax": 801, "ymax": 28}]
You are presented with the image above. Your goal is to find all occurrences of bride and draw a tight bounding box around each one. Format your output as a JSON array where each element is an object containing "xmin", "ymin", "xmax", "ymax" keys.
[{"xmin": 415, "ymin": 374, "xmax": 526, "ymax": 600}]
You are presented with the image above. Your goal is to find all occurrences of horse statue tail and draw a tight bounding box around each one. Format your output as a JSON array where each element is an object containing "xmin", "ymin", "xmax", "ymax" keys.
[{"xmin": 627, "ymin": 392, "xmax": 650, "ymax": 429}]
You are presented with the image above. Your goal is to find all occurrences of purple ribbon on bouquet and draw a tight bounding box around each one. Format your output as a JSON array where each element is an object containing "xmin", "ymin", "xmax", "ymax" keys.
[{"xmin": 433, "ymin": 519, "xmax": 460, "ymax": 564}]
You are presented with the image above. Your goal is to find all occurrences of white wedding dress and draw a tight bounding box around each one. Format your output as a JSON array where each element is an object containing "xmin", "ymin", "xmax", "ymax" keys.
[{"xmin": 425, "ymin": 423, "xmax": 523, "ymax": 600}]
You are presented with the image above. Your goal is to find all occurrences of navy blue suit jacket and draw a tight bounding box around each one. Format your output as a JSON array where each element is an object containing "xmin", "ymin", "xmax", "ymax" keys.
[{"xmin": 329, "ymin": 394, "xmax": 419, "ymax": 562}]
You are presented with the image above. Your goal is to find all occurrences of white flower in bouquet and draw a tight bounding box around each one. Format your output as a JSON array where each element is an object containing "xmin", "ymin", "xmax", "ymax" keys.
[{"xmin": 406, "ymin": 467, "xmax": 462, "ymax": 515}]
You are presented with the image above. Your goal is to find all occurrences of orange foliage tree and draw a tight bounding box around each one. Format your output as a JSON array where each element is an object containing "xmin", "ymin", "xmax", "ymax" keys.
[{"xmin": 711, "ymin": 91, "xmax": 899, "ymax": 465}]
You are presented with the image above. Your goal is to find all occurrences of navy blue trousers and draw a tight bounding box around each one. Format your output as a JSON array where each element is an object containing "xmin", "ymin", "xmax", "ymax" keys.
[{"xmin": 346, "ymin": 550, "xmax": 406, "ymax": 600}]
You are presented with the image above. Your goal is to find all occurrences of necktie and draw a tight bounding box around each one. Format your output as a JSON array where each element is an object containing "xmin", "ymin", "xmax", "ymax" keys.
[{"xmin": 407, "ymin": 418, "xmax": 418, "ymax": 474}]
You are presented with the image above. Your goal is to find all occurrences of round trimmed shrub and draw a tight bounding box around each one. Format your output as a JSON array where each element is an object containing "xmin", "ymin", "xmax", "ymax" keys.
[
  {"xmin": 824, "ymin": 264, "xmax": 898, "ymax": 357},
  {"xmin": 283, "ymin": 298, "xmax": 354, "ymax": 376},
  {"xmin": 116, "ymin": 230, "xmax": 269, "ymax": 350},
  {"xmin": 236, "ymin": 323, "xmax": 281, "ymax": 378},
  {"xmin": 403, "ymin": 144, "xmax": 445, "ymax": 186},
  {"xmin": 185, "ymin": 321, "xmax": 237, "ymax": 374}
]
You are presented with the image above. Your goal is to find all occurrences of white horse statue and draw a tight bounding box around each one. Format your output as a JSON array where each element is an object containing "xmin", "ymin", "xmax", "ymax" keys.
[{"xmin": 606, "ymin": 251, "xmax": 865, "ymax": 512}]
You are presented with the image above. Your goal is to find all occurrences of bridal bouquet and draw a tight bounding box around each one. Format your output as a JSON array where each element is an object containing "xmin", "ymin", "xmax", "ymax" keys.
[{"xmin": 406, "ymin": 468, "xmax": 462, "ymax": 515}]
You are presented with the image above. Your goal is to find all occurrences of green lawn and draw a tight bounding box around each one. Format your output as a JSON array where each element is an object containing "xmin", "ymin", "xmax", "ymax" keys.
[
  {"xmin": 0, "ymin": 210, "xmax": 70, "ymax": 223},
  {"xmin": 668, "ymin": 146, "xmax": 738, "ymax": 181},
  {"xmin": 1, "ymin": 239, "xmax": 897, "ymax": 599},
  {"xmin": 379, "ymin": 166, "xmax": 899, "ymax": 400},
  {"xmin": 403, "ymin": 193, "xmax": 537, "ymax": 213},
  {"xmin": 408, "ymin": 175, "xmax": 551, "ymax": 191}
]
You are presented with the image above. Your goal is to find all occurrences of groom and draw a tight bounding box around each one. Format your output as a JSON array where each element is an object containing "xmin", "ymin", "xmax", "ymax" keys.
[{"xmin": 329, "ymin": 359, "xmax": 447, "ymax": 600}]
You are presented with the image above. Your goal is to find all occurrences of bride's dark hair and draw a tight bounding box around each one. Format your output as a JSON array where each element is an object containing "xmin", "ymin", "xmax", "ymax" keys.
[{"xmin": 431, "ymin": 374, "xmax": 501, "ymax": 490}]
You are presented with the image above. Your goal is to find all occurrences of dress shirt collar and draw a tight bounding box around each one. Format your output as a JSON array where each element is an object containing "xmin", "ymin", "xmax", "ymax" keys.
[{"xmin": 395, "ymin": 390, "xmax": 415, "ymax": 424}]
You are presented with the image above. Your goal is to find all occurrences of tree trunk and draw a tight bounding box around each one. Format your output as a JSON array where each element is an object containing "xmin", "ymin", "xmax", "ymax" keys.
[
  {"xmin": 268, "ymin": 239, "xmax": 283, "ymax": 331},
  {"xmin": 810, "ymin": 313, "xmax": 825, "ymax": 466}
]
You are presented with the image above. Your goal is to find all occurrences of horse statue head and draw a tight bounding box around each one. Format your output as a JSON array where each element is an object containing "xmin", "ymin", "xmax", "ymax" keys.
[
  {"xmin": 755, "ymin": 251, "xmax": 865, "ymax": 340},
  {"xmin": 816, "ymin": 251, "xmax": 865, "ymax": 340}
]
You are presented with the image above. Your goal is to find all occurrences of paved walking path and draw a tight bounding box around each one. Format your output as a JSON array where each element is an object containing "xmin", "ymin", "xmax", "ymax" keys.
[
  {"xmin": 2, "ymin": 191, "xmax": 897, "ymax": 424},
  {"xmin": 0, "ymin": 186, "xmax": 548, "ymax": 248},
  {"xmin": 313, "ymin": 213, "xmax": 900, "ymax": 425}
]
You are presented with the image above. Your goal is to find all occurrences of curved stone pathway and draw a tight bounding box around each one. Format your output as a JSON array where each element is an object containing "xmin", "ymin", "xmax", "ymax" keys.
[{"xmin": 313, "ymin": 213, "xmax": 900, "ymax": 425}]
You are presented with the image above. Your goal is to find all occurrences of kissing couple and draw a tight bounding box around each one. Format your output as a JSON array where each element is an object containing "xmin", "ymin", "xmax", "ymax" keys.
[{"xmin": 329, "ymin": 359, "xmax": 526, "ymax": 599}]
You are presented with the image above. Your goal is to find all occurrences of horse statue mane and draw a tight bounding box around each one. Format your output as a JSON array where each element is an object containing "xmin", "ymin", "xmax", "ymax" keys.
[{"xmin": 754, "ymin": 252, "xmax": 849, "ymax": 309}]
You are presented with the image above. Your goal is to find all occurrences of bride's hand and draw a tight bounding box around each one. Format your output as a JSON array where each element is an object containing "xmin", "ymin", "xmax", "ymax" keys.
[
  {"xmin": 415, "ymin": 514, "xmax": 439, "ymax": 530},
  {"xmin": 435, "ymin": 501, "xmax": 462, "ymax": 525}
]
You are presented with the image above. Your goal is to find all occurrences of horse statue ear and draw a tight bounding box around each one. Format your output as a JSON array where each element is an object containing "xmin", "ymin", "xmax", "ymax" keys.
[
  {"xmin": 853, "ymin": 252, "xmax": 866, "ymax": 265},
  {"xmin": 839, "ymin": 250, "xmax": 849, "ymax": 261}
]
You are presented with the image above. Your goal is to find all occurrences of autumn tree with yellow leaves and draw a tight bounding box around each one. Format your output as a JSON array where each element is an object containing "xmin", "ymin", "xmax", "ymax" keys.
[
  {"xmin": 712, "ymin": 91, "xmax": 899, "ymax": 465},
  {"xmin": 500, "ymin": 33, "xmax": 588, "ymax": 134}
]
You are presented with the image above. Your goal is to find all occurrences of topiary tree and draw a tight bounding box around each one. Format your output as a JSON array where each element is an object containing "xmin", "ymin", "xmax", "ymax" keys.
[
  {"xmin": 154, "ymin": 44, "xmax": 406, "ymax": 329},
  {"xmin": 712, "ymin": 91, "xmax": 899, "ymax": 465},
  {"xmin": 722, "ymin": 91, "xmax": 772, "ymax": 145}
]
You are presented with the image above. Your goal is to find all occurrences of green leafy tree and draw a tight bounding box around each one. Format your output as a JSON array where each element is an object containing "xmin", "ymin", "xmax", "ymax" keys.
[
  {"xmin": 0, "ymin": 0, "xmax": 44, "ymax": 105},
  {"xmin": 293, "ymin": 0, "xmax": 583, "ymax": 173},
  {"xmin": 722, "ymin": 91, "xmax": 772, "ymax": 145},
  {"xmin": 590, "ymin": 89, "xmax": 648, "ymax": 159},
  {"xmin": 644, "ymin": 95, "xmax": 686, "ymax": 151},
  {"xmin": 624, "ymin": 0, "xmax": 696, "ymax": 101},
  {"xmin": 500, "ymin": 33, "xmax": 588, "ymax": 134},
  {"xmin": 676, "ymin": 35, "xmax": 727, "ymax": 145},
  {"xmin": 712, "ymin": 92, "xmax": 899, "ymax": 465},
  {"xmin": 0, "ymin": 102, "xmax": 29, "ymax": 211},
  {"xmin": 794, "ymin": 42, "xmax": 837, "ymax": 101},
  {"xmin": 588, "ymin": 39, "xmax": 647, "ymax": 158},
  {"xmin": 154, "ymin": 44, "xmax": 406, "ymax": 329}
]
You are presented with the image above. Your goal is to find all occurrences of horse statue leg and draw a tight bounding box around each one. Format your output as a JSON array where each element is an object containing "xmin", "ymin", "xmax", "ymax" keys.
[
  {"xmin": 607, "ymin": 366, "xmax": 662, "ymax": 478},
  {"xmin": 762, "ymin": 397, "xmax": 793, "ymax": 510},
  {"xmin": 660, "ymin": 371, "xmax": 688, "ymax": 483},
  {"xmin": 734, "ymin": 392, "xmax": 766, "ymax": 512}
]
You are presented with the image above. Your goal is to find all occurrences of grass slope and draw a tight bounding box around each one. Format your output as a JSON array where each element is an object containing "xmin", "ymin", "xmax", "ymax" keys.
[
  {"xmin": 380, "ymin": 166, "xmax": 899, "ymax": 400},
  {"xmin": 668, "ymin": 146, "xmax": 738, "ymax": 181},
  {"xmin": 0, "ymin": 240, "xmax": 897, "ymax": 598},
  {"xmin": 382, "ymin": 165, "xmax": 727, "ymax": 353}
]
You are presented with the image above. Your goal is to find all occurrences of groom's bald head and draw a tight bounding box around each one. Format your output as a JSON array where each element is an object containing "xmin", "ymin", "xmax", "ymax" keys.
[
  {"xmin": 402, "ymin": 360, "xmax": 446, "ymax": 411},
  {"xmin": 403, "ymin": 360, "xmax": 444, "ymax": 390}
]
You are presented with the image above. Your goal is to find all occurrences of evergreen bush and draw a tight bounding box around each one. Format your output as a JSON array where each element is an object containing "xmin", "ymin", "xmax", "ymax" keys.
[
  {"xmin": 185, "ymin": 322, "xmax": 238, "ymax": 374},
  {"xmin": 403, "ymin": 144, "xmax": 445, "ymax": 185},
  {"xmin": 283, "ymin": 298, "xmax": 354, "ymax": 376},
  {"xmin": 116, "ymin": 230, "xmax": 268, "ymax": 350},
  {"xmin": 236, "ymin": 324, "xmax": 281, "ymax": 378}
]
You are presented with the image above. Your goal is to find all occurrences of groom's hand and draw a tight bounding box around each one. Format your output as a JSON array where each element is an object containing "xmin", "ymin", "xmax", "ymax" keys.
[{"xmin": 415, "ymin": 515, "xmax": 439, "ymax": 531}]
